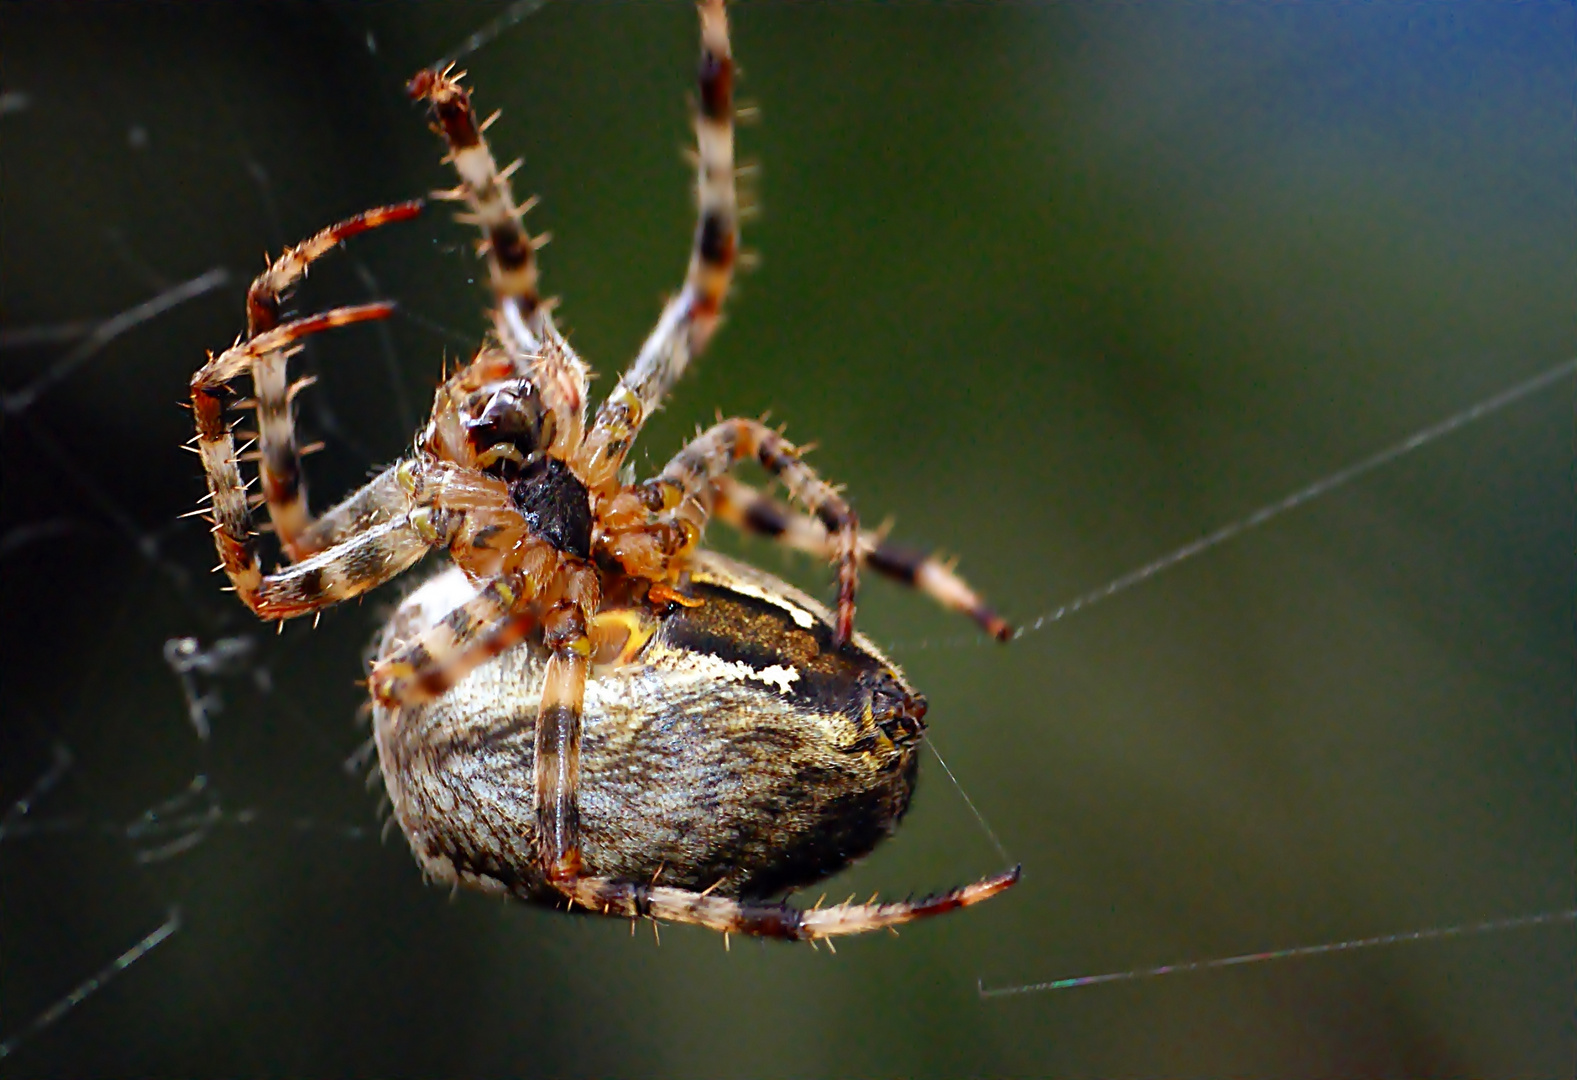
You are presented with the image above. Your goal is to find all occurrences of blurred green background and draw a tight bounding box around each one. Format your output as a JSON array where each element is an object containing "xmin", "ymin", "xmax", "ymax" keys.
[{"xmin": 2, "ymin": 2, "xmax": 1571, "ymax": 1075}]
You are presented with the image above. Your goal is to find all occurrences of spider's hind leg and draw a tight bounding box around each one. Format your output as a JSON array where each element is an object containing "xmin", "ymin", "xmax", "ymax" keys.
[
  {"xmin": 559, "ymin": 866, "xmax": 1020, "ymax": 942},
  {"xmin": 369, "ymin": 573, "xmax": 543, "ymax": 707},
  {"xmin": 386, "ymin": 562, "xmax": 603, "ymax": 880},
  {"xmin": 532, "ymin": 597, "xmax": 597, "ymax": 880},
  {"xmin": 713, "ymin": 477, "xmax": 1014, "ymax": 641},
  {"xmin": 577, "ymin": 0, "xmax": 738, "ymax": 489}
]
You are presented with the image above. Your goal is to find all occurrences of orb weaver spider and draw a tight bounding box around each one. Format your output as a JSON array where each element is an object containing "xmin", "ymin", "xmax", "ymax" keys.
[{"xmin": 189, "ymin": 0, "xmax": 1017, "ymax": 942}]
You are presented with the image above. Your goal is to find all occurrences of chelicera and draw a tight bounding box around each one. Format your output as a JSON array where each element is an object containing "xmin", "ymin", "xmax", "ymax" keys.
[{"xmin": 188, "ymin": 0, "xmax": 1017, "ymax": 941}]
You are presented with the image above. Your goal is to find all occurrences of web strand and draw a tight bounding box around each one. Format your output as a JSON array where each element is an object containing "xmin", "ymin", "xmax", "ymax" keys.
[
  {"xmin": 0, "ymin": 909, "xmax": 183, "ymax": 1060},
  {"xmin": 1022, "ymin": 358, "xmax": 1577, "ymax": 634},
  {"xmin": 0, "ymin": 744, "xmax": 72, "ymax": 845},
  {"xmin": 0, "ymin": 632, "xmax": 372, "ymax": 1060},
  {"xmin": 904, "ymin": 356, "xmax": 1577, "ymax": 652},
  {"xmin": 978, "ymin": 908, "xmax": 1577, "ymax": 998},
  {"xmin": 0, "ymin": 268, "xmax": 229, "ymax": 416},
  {"xmin": 960, "ymin": 358, "xmax": 1577, "ymax": 1000},
  {"xmin": 432, "ymin": 0, "xmax": 551, "ymax": 71},
  {"xmin": 927, "ymin": 738, "xmax": 1012, "ymax": 866}
]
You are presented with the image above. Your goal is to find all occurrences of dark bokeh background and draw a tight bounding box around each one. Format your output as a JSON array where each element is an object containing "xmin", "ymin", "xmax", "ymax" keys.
[{"xmin": 2, "ymin": 2, "xmax": 1572, "ymax": 1075}]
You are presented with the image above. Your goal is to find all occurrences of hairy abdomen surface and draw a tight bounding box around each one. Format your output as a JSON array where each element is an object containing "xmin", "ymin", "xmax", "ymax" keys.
[{"xmin": 373, "ymin": 552, "xmax": 924, "ymax": 905}]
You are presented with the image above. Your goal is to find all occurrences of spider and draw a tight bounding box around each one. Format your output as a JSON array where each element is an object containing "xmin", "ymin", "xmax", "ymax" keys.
[{"xmin": 189, "ymin": 0, "xmax": 1017, "ymax": 942}]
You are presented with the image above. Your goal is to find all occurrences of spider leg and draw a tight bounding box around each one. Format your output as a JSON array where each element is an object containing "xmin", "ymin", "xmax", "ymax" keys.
[
  {"xmin": 380, "ymin": 569, "xmax": 601, "ymax": 885},
  {"xmin": 642, "ymin": 418, "xmax": 861, "ymax": 645},
  {"xmin": 577, "ymin": 0, "xmax": 737, "ymax": 491},
  {"xmin": 288, "ymin": 461, "xmax": 407, "ymax": 558},
  {"xmin": 242, "ymin": 203, "xmax": 423, "ymax": 560},
  {"xmin": 533, "ymin": 601, "xmax": 594, "ymax": 880},
  {"xmin": 713, "ymin": 477, "xmax": 1015, "ymax": 641},
  {"xmin": 513, "ymin": 575, "xmax": 1015, "ymax": 939},
  {"xmin": 372, "ymin": 561, "xmax": 604, "ymax": 883},
  {"xmin": 407, "ymin": 66, "xmax": 589, "ymax": 448},
  {"xmin": 192, "ymin": 305, "xmax": 429, "ymax": 616},
  {"xmin": 556, "ymin": 865, "xmax": 1020, "ymax": 942},
  {"xmin": 266, "ymin": 345, "xmax": 543, "ymax": 566},
  {"xmin": 369, "ymin": 572, "xmax": 542, "ymax": 707},
  {"xmin": 246, "ymin": 517, "xmax": 434, "ymax": 621},
  {"xmin": 368, "ymin": 498, "xmax": 602, "ymax": 703}
]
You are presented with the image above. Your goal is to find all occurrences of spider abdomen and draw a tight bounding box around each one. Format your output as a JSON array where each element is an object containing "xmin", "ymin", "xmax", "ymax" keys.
[{"xmin": 372, "ymin": 552, "xmax": 923, "ymax": 905}]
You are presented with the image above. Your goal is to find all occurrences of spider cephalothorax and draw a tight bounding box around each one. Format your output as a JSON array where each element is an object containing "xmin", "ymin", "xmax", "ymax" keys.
[{"xmin": 189, "ymin": 0, "xmax": 1016, "ymax": 941}]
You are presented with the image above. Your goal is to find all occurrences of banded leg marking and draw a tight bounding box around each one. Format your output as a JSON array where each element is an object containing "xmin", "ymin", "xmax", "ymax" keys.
[
  {"xmin": 370, "ymin": 573, "xmax": 541, "ymax": 708},
  {"xmin": 243, "ymin": 203, "xmax": 423, "ymax": 337},
  {"xmin": 289, "ymin": 462, "xmax": 407, "ymax": 558},
  {"xmin": 714, "ymin": 477, "xmax": 1014, "ymax": 641},
  {"xmin": 559, "ymin": 865, "xmax": 1021, "ymax": 941},
  {"xmin": 243, "ymin": 202, "xmax": 422, "ymax": 560},
  {"xmin": 407, "ymin": 68, "xmax": 589, "ymax": 443},
  {"xmin": 579, "ymin": 0, "xmax": 737, "ymax": 489},
  {"xmin": 408, "ymin": 67, "xmax": 540, "ymax": 316},
  {"xmin": 190, "ymin": 305, "xmax": 397, "ymax": 615},
  {"xmin": 651, "ymin": 418, "xmax": 861, "ymax": 644},
  {"xmin": 534, "ymin": 606, "xmax": 591, "ymax": 881},
  {"xmin": 251, "ymin": 517, "xmax": 432, "ymax": 621}
]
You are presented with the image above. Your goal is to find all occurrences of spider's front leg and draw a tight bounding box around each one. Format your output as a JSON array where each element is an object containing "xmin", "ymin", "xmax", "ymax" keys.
[
  {"xmin": 632, "ymin": 418, "xmax": 863, "ymax": 645},
  {"xmin": 407, "ymin": 63, "xmax": 590, "ymax": 448},
  {"xmin": 191, "ymin": 308, "xmax": 437, "ymax": 621},
  {"xmin": 576, "ymin": 0, "xmax": 738, "ymax": 490},
  {"xmin": 240, "ymin": 202, "xmax": 422, "ymax": 560}
]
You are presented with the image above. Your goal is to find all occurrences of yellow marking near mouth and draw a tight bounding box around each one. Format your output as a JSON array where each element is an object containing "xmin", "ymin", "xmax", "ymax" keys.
[{"xmin": 590, "ymin": 608, "xmax": 660, "ymax": 668}]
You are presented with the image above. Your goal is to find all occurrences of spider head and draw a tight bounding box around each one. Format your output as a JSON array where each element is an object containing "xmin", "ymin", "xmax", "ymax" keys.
[
  {"xmin": 460, "ymin": 379, "xmax": 593, "ymax": 559},
  {"xmin": 463, "ymin": 380, "xmax": 555, "ymax": 481}
]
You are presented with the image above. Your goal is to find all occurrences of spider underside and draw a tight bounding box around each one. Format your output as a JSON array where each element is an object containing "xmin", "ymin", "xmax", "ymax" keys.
[{"xmin": 189, "ymin": 0, "xmax": 1016, "ymax": 941}]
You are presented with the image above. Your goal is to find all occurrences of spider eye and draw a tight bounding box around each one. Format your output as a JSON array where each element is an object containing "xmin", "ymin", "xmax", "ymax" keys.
[{"xmin": 465, "ymin": 381, "xmax": 546, "ymax": 477}]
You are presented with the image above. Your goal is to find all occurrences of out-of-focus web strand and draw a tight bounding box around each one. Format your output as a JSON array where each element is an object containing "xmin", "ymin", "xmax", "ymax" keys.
[
  {"xmin": 965, "ymin": 355, "xmax": 1577, "ymax": 998},
  {"xmin": 979, "ymin": 909, "xmax": 1577, "ymax": 997},
  {"xmin": 901, "ymin": 356, "xmax": 1577, "ymax": 653}
]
